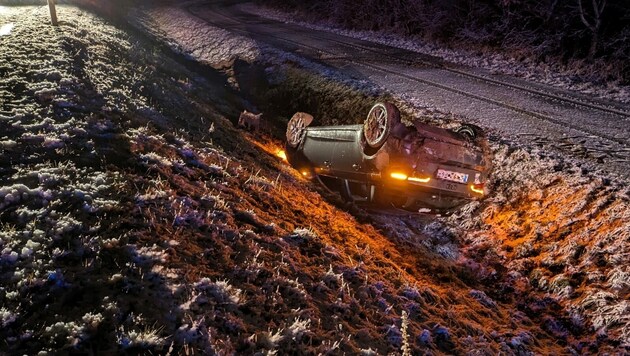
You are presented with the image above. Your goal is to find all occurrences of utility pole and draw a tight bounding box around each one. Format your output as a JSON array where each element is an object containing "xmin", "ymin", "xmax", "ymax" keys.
[{"xmin": 48, "ymin": 0, "xmax": 58, "ymax": 26}]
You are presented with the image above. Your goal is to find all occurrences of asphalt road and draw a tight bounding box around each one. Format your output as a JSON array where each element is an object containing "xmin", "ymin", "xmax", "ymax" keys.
[{"xmin": 188, "ymin": 0, "xmax": 630, "ymax": 178}]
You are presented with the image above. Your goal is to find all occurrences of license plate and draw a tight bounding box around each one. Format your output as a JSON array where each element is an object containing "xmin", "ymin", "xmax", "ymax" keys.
[
  {"xmin": 436, "ymin": 169, "xmax": 468, "ymax": 183},
  {"xmin": 440, "ymin": 181, "xmax": 459, "ymax": 191}
]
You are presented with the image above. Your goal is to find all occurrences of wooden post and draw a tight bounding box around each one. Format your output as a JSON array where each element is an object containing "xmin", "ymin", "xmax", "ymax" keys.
[{"xmin": 48, "ymin": 0, "xmax": 58, "ymax": 26}]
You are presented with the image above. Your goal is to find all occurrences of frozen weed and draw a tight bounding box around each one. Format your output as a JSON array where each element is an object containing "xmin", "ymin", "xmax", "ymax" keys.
[
  {"xmin": 292, "ymin": 227, "xmax": 317, "ymax": 240},
  {"xmin": 128, "ymin": 244, "xmax": 168, "ymax": 266},
  {"xmin": 43, "ymin": 321, "xmax": 82, "ymax": 345},
  {"xmin": 514, "ymin": 240, "xmax": 536, "ymax": 258},
  {"xmin": 434, "ymin": 243, "xmax": 459, "ymax": 260},
  {"xmin": 172, "ymin": 199, "xmax": 207, "ymax": 227},
  {"xmin": 136, "ymin": 184, "xmax": 171, "ymax": 203},
  {"xmin": 207, "ymin": 163, "xmax": 223, "ymax": 175},
  {"xmin": 259, "ymin": 327, "xmax": 285, "ymax": 349},
  {"xmin": 580, "ymin": 290, "xmax": 616, "ymax": 310},
  {"xmin": 591, "ymin": 301, "xmax": 629, "ymax": 331},
  {"xmin": 277, "ymin": 276, "xmax": 308, "ymax": 299},
  {"xmin": 401, "ymin": 310, "xmax": 411, "ymax": 356},
  {"xmin": 321, "ymin": 244, "xmax": 341, "ymax": 259},
  {"xmin": 286, "ymin": 317, "xmax": 311, "ymax": 341},
  {"xmin": 0, "ymin": 308, "xmax": 17, "ymax": 327},
  {"xmin": 195, "ymin": 278, "xmax": 242, "ymax": 305},
  {"xmin": 244, "ymin": 247, "xmax": 265, "ymax": 275},
  {"xmin": 175, "ymin": 316, "xmax": 213, "ymax": 352},
  {"xmin": 139, "ymin": 152, "xmax": 173, "ymax": 167},
  {"xmin": 323, "ymin": 265, "xmax": 343, "ymax": 286},
  {"xmin": 245, "ymin": 169, "xmax": 275, "ymax": 190},
  {"xmin": 5, "ymin": 291, "xmax": 19, "ymax": 300},
  {"xmin": 0, "ymin": 184, "xmax": 48, "ymax": 210},
  {"xmin": 548, "ymin": 275, "xmax": 573, "ymax": 299},
  {"xmin": 117, "ymin": 325, "xmax": 166, "ymax": 350},
  {"xmin": 580, "ymin": 289, "xmax": 630, "ymax": 344},
  {"xmin": 82, "ymin": 312, "xmax": 104, "ymax": 330},
  {"xmin": 607, "ymin": 267, "xmax": 630, "ymax": 293},
  {"xmin": 320, "ymin": 339, "xmax": 341, "ymax": 353},
  {"xmin": 208, "ymin": 194, "xmax": 228, "ymax": 211},
  {"xmin": 568, "ymin": 307, "xmax": 586, "ymax": 329}
]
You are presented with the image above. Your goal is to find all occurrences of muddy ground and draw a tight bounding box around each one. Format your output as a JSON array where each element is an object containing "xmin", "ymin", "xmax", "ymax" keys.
[{"xmin": 0, "ymin": 3, "xmax": 628, "ymax": 355}]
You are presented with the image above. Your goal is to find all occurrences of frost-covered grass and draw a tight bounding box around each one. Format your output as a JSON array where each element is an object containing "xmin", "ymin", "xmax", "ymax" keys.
[
  {"xmin": 0, "ymin": 4, "xmax": 225, "ymax": 353},
  {"xmin": 446, "ymin": 142, "xmax": 630, "ymax": 348},
  {"xmin": 2, "ymin": 2, "xmax": 628, "ymax": 355}
]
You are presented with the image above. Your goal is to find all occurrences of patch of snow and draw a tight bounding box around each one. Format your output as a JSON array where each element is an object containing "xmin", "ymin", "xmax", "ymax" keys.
[{"xmin": 0, "ymin": 139, "xmax": 17, "ymax": 149}]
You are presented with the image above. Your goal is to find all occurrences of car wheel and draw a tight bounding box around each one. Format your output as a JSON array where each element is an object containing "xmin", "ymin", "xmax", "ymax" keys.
[
  {"xmin": 363, "ymin": 102, "xmax": 400, "ymax": 149},
  {"xmin": 454, "ymin": 124, "xmax": 485, "ymax": 141},
  {"xmin": 286, "ymin": 112, "xmax": 313, "ymax": 148}
]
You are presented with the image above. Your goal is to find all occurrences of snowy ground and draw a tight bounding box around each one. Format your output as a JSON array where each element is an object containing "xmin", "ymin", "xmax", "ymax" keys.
[
  {"xmin": 0, "ymin": 2, "xmax": 628, "ymax": 355},
  {"xmin": 241, "ymin": 3, "xmax": 630, "ymax": 105}
]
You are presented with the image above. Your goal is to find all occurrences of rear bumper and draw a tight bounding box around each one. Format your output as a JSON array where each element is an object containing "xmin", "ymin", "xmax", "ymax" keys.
[
  {"xmin": 314, "ymin": 169, "xmax": 484, "ymax": 200},
  {"xmin": 386, "ymin": 176, "xmax": 483, "ymax": 200},
  {"xmin": 381, "ymin": 161, "xmax": 486, "ymax": 199}
]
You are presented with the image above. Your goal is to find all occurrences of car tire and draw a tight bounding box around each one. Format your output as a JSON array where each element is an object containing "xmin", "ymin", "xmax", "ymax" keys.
[
  {"xmin": 363, "ymin": 102, "xmax": 401, "ymax": 149},
  {"xmin": 286, "ymin": 112, "xmax": 313, "ymax": 148},
  {"xmin": 454, "ymin": 124, "xmax": 485, "ymax": 141}
]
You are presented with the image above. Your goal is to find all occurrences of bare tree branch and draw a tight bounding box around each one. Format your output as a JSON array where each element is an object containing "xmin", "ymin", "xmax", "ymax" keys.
[
  {"xmin": 579, "ymin": 0, "xmax": 596, "ymax": 32},
  {"xmin": 578, "ymin": 0, "xmax": 607, "ymax": 59}
]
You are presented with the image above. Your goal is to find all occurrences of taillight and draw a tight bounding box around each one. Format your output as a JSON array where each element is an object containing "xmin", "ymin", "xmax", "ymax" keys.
[
  {"xmin": 390, "ymin": 172, "xmax": 408, "ymax": 180},
  {"xmin": 390, "ymin": 172, "xmax": 431, "ymax": 183},
  {"xmin": 408, "ymin": 176, "xmax": 431, "ymax": 183}
]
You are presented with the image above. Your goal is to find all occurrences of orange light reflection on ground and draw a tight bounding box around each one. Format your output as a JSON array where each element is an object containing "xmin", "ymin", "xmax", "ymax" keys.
[
  {"xmin": 276, "ymin": 149, "xmax": 287, "ymax": 162},
  {"xmin": 243, "ymin": 136, "xmax": 288, "ymax": 163}
]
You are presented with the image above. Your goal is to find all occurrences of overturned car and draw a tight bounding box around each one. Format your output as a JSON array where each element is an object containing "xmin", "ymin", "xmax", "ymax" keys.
[{"xmin": 285, "ymin": 102, "xmax": 492, "ymax": 211}]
